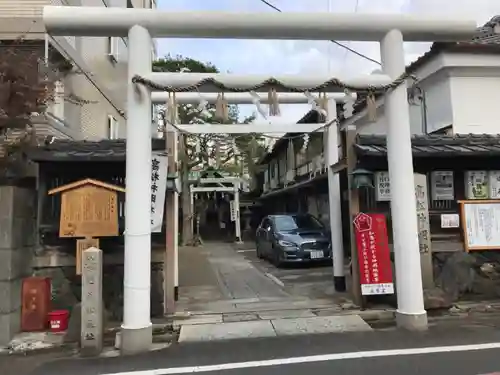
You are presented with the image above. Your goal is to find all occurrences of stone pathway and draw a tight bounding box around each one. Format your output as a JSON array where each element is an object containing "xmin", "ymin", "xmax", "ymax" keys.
[
  {"xmin": 175, "ymin": 243, "xmax": 385, "ymax": 342},
  {"xmin": 177, "ymin": 243, "xmax": 302, "ymax": 314}
]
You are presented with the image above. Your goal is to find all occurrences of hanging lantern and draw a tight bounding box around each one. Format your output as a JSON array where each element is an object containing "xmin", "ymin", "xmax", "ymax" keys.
[{"xmin": 350, "ymin": 168, "xmax": 374, "ymax": 190}]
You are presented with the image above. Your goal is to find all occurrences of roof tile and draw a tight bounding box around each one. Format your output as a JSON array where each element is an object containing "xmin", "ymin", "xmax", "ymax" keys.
[{"xmin": 355, "ymin": 134, "xmax": 500, "ymax": 157}]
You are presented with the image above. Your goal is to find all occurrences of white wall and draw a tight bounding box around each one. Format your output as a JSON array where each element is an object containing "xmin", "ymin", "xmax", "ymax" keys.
[
  {"xmin": 449, "ymin": 74, "xmax": 500, "ymax": 134},
  {"xmin": 352, "ymin": 51, "xmax": 500, "ymax": 136},
  {"xmin": 73, "ymin": 0, "xmax": 128, "ymax": 140},
  {"xmin": 357, "ymin": 99, "xmax": 424, "ymax": 135}
]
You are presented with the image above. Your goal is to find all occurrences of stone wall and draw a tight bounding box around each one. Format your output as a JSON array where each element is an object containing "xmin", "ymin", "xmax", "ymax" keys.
[
  {"xmin": 0, "ymin": 184, "xmax": 36, "ymax": 346},
  {"xmin": 386, "ymin": 251, "xmax": 500, "ymax": 310},
  {"xmin": 34, "ymin": 253, "xmax": 165, "ymax": 322}
]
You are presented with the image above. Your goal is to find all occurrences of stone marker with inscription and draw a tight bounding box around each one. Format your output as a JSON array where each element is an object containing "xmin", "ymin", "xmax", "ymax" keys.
[
  {"xmin": 81, "ymin": 247, "xmax": 103, "ymax": 356},
  {"xmin": 414, "ymin": 174, "xmax": 434, "ymax": 289}
]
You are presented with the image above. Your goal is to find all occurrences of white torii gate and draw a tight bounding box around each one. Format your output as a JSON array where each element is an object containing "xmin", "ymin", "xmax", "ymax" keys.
[
  {"xmin": 43, "ymin": 6, "xmax": 478, "ymax": 354},
  {"xmin": 156, "ymin": 90, "xmax": 354, "ymax": 316}
]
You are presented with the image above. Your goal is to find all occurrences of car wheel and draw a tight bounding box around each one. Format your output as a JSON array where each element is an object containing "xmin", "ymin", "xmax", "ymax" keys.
[
  {"xmin": 256, "ymin": 243, "xmax": 263, "ymax": 259},
  {"xmin": 272, "ymin": 247, "xmax": 284, "ymax": 268}
]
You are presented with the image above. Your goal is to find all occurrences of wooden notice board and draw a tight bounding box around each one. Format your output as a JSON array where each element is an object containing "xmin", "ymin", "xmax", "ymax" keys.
[
  {"xmin": 459, "ymin": 200, "xmax": 500, "ymax": 252},
  {"xmin": 48, "ymin": 178, "xmax": 125, "ymax": 238}
]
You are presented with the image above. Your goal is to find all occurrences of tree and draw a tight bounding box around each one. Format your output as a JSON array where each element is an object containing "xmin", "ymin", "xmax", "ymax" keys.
[
  {"xmin": 154, "ymin": 55, "xmax": 253, "ymax": 245},
  {"xmin": 0, "ymin": 39, "xmax": 84, "ymax": 178},
  {"xmin": 0, "ymin": 42, "xmax": 55, "ymax": 176}
]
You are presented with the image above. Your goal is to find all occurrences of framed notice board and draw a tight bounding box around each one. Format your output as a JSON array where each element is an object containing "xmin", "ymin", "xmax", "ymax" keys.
[{"xmin": 459, "ymin": 200, "xmax": 500, "ymax": 252}]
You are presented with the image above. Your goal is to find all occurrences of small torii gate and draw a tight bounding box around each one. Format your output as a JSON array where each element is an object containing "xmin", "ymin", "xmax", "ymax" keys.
[{"xmin": 43, "ymin": 5, "xmax": 479, "ymax": 353}]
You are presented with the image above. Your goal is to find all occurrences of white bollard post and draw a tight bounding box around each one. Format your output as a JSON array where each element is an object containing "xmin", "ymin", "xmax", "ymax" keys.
[
  {"xmin": 380, "ymin": 29, "xmax": 427, "ymax": 330},
  {"xmin": 325, "ymin": 98, "xmax": 346, "ymax": 292},
  {"xmin": 122, "ymin": 24, "xmax": 153, "ymax": 354}
]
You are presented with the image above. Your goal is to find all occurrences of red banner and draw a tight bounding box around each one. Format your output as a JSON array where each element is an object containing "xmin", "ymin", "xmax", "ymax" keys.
[{"xmin": 353, "ymin": 213, "xmax": 394, "ymax": 295}]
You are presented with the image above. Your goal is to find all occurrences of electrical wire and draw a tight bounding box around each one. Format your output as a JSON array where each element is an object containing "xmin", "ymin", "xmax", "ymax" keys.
[
  {"xmin": 340, "ymin": 0, "xmax": 361, "ymax": 69},
  {"xmin": 257, "ymin": 0, "xmax": 381, "ymax": 66}
]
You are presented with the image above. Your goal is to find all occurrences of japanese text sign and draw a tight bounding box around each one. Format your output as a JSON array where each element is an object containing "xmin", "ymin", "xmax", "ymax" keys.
[
  {"xmin": 151, "ymin": 152, "xmax": 168, "ymax": 233},
  {"xmin": 353, "ymin": 213, "xmax": 394, "ymax": 296}
]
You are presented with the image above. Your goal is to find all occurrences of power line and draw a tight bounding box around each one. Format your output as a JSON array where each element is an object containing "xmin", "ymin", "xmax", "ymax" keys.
[
  {"xmin": 257, "ymin": 0, "xmax": 381, "ymax": 66},
  {"xmin": 340, "ymin": 0, "xmax": 361, "ymax": 69}
]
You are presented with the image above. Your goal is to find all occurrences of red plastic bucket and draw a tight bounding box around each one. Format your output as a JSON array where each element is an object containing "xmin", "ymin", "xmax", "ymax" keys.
[{"xmin": 48, "ymin": 310, "xmax": 69, "ymax": 332}]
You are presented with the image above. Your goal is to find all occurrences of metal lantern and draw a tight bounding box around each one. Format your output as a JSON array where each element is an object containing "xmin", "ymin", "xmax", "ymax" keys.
[{"xmin": 350, "ymin": 168, "xmax": 374, "ymax": 189}]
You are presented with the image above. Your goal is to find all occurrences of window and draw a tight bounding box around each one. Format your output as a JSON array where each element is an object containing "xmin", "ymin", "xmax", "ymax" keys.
[
  {"xmin": 260, "ymin": 218, "xmax": 272, "ymax": 230},
  {"xmin": 107, "ymin": 115, "xmax": 118, "ymax": 139},
  {"xmin": 107, "ymin": 37, "xmax": 119, "ymax": 62},
  {"xmin": 273, "ymin": 214, "xmax": 324, "ymax": 232}
]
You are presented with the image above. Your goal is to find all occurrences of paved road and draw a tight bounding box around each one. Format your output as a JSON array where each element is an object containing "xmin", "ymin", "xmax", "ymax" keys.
[
  {"xmin": 239, "ymin": 246, "xmax": 348, "ymax": 302},
  {"xmin": 29, "ymin": 316, "xmax": 500, "ymax": 375}
]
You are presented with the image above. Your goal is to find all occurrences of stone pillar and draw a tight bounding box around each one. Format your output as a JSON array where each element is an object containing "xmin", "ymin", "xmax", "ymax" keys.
[
  {"xmin": 0, "ymin": 184, "xmax": 35, "ymax": 346},
  {"xmin": 81, "ymin": 247, "xmax": 103, "ymax": 357},
  {"xmin": 414, "ymin": 174, "xmax": 433, "ymax": 289}
]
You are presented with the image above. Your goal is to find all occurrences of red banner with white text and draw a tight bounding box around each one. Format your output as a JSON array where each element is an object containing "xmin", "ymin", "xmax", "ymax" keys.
[{"xmin": 353, "ymin": 213, "xmax": 394, "ymax": 295}]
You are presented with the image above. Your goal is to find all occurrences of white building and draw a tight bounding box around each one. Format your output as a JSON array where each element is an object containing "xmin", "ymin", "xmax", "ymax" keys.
[
  {"xmin": 0, "ymin": 0, "xmax": 157, "ymax": 140},
  {"xmin": 345, "ymin": 16, "xmax": 500, "ymax": 136}
]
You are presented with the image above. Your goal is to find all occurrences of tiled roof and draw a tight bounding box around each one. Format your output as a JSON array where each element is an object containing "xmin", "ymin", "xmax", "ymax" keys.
[
  {"xmin": 257, "ymin": 109, "xmax": 324, "ymax": 165},
  {"xmin": 355, "ymin": 134, "xmax": 500, "ymax": 157},
  {"xmin": 26, "ymin": 139, "xmax": 167, "ymax": 162}
]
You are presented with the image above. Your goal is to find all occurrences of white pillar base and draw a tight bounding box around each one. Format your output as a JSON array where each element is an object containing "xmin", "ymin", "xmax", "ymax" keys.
[
  {"xmin": 120, "ymin": 324, "xmax": 152, "ymax": 355},
  {"xmin": 395, "ymin": 311, "xmax": 428, "ymax": 331}
]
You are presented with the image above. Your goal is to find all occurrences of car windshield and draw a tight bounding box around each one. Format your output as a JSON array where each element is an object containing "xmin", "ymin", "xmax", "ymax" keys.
[{"xmin": 273, "ymin": 215, "xmax": 323, "ymax": 231}]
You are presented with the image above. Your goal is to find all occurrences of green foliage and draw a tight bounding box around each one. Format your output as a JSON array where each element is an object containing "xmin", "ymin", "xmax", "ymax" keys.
[
  {"xmin": 153, "ymin": 55, "xmax": 218, "ymax": 74},
  {"xmin": 153, "ymin": 54, "xmax": 265, "ymax": 175}
]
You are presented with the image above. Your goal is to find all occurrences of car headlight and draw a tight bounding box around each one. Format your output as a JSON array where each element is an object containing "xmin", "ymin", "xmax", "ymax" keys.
[{"xmin": 278, "ymin": 240, "xmax": 297, "ymax": 247}]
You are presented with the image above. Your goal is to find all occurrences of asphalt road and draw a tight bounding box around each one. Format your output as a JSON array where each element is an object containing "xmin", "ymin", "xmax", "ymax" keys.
[{"xmin": 28, "ymin": 317, "xmax": 500, "ymax": 375}]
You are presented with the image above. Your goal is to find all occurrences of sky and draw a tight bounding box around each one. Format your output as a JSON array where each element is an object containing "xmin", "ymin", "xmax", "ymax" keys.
[{"xmin": 156, "ymin": 0, "xmax": 500, "ymax": 122}]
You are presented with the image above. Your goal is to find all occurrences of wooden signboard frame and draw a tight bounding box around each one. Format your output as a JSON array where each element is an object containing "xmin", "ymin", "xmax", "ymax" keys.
[
  {"xmin": 459, "ymin": 199, "xmax": 500, "ymax": 252},
  {"xmin": 48, "ymin": 178, "xmax": 125, "ymax": 239},
  {"xmin": 48, "ymin": 178, "xmax": 125, "ymax": 274}
]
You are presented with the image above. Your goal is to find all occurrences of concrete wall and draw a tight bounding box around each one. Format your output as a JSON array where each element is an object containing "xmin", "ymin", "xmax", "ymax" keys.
[{"xmin": 0, "ymin": 184, "xmax": 36, "ymax": 346}]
